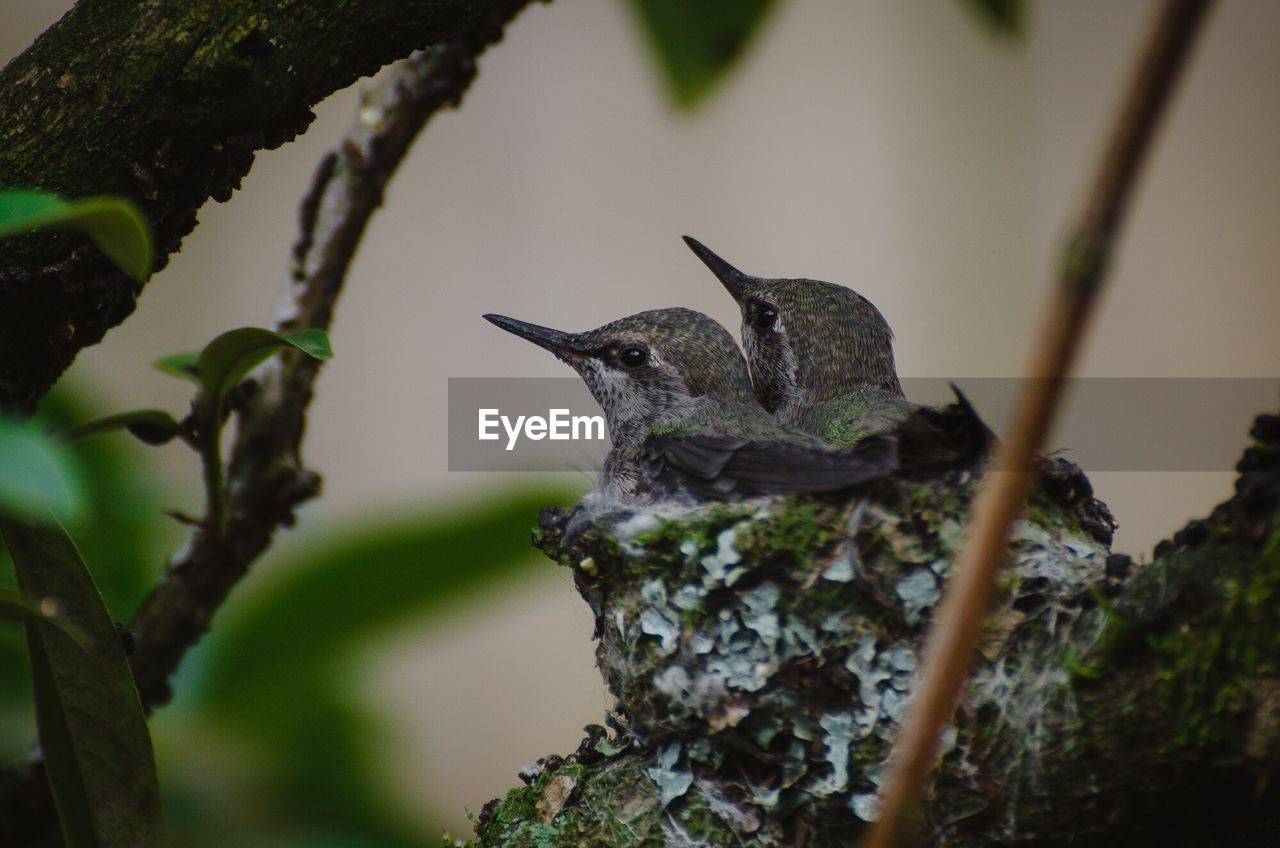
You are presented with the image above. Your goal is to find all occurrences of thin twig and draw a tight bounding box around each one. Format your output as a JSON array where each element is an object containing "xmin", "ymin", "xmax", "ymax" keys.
[
  {"xmin": 864, "ymin": 2, "xmax": 1215, "ymax": 845},
  {"xmin": 128, "ymin": 0, "xmax": 539, "ymax": 712},
  {"xmin": 0, "ymin": 3, "xmax": 537, "ymax": 843}
]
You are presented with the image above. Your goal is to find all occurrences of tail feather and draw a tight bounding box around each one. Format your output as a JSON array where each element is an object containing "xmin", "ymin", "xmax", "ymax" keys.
[{"xmin": 895, "ymin": 384, "xmax": 996, "ymax": 472}]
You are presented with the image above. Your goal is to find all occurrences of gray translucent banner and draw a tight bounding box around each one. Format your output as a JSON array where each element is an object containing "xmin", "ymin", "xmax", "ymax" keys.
[
  {"xmin": 447, "ymin": 377, "xmax": 1279, "ymax": 472},
  {"xmin": 448, "ymin": 378, "xmax": 610, "ymax": 472}
]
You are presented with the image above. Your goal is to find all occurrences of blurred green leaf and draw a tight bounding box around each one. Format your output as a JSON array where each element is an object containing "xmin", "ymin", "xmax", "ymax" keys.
[
  {"xmin": 196, "ymin": 327, "xmax": 333, "ymax": 403},
  {"xmin": 1, "ymin": 517, "xmax": 163, "ymax": 848},
  {"xmin": 60, "ymin": 409, "xmax": 182, "ymax": 446},
  {"xmin": 191, "ymin": 489, "xmax": 576, "ymax": 845},
  {"xmin": 0, "ymin": 417, "xmax": 85, "ymax": 523},
  {"xmin": 0, "ymin": 189, "xmax": 154, "ymax": 280},
  {"xmin": 0, "ymin": 588, "xmax": 91, "ymax": 648},
  {"xmin": 0, "ymin": 189, "xmax": 63, "ymax": 223},
  {"xmin": 0, "ymin": 587, "xmax": 44, "ymax": 624},
  {"xmin": 628, "ymin": 0, "xmax": 776, "ymax": 108},
  {"xmin": 152, "ymin": 352, "xmax": 201, "ymax": 383},
  {"xmin": 203, "ymin": 491, "xmax": 568, "ymax": 703},
  {"xmin": 31, "ymin": 385, "xmax": 176, "ymax": 616},
  {"xmin": 0, "ymin": 385, "xmax": 175, "ymax": 761},
  {"xmin": 958, "ymin": 0, "xmax": 1024, "ymax": 37}
]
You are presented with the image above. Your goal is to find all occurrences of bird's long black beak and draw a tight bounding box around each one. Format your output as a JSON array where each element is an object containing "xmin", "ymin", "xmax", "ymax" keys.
[
  {"xmin": 483, "ymin": 313, "xmax": 586, "ymax": 359},
  {"xmin": 682, "ymin": 235, "xmax": 754, "ymax": 301}
]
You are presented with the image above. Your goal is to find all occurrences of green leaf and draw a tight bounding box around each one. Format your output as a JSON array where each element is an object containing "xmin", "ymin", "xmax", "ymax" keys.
[
  {"xmin": 202, "ymin": 491, "xmax": 567, "ymax": 704},
  {"xmin": 152, "ymin": 352, "xmax": 201, "ymax": 383},
  {"xmin": 0, "ymin": 189, "xmax": 154, "ymax": 280},
  {"xmin": 958, "ymin": 0, "xmax": 1024, "ymax": 37},
  {"xmin": 0, "ymin": 587, "xmax": 44, "ymax": 624},
  {"xmin": 60, "ymin": 409, "xmax": 182, "ymax": 446},
  {"xmin": 1, "ymin": 384, "xmax": 176, "ymax": 762},
  {"xmin": 0, "ymin": 190, "xmax": 64, "ymax": 224},
  {"xmin": 0, "ymin": 588, "xmax": 90, "ymax": 648},
  {"xmin": 155, "ymin": 328, "xmax": 333, "ymax": 398},
  {"xmin": 196, "ymin": 327, "xmax": 333, "ymax": 401},
  {"xmin": 0, "ymin": 417, "xmax": 85, "ymax": 522},
  {"xmin": 0, "ymin": 517, "xmax": 163, "ymax": 848},
  {"xmin": 628, "ymin": 0, "xmax": 776, "ymax": 108},
  {"xmin": 193, "ymin": 490, "xmax": 576, "ymax": 843}
]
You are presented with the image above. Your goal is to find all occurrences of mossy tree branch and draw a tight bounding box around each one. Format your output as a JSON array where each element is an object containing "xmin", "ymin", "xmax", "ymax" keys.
[{"xmin": 0, "ymin": 0, "xmax": 503, "ymax": 411}]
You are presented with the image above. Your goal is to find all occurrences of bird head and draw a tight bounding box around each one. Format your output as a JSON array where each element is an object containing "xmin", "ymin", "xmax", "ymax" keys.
[
  {"xmin": 483, "ymin": 307, "xmax": 756, "ymax": 442},
  {"xmin": 683, "ymin": 235, "xmax": 903, "ymax": 419}
]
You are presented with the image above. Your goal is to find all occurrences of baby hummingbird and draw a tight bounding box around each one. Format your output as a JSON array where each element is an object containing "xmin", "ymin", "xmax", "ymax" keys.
[
  {"xmin": 483, "ymin": 308, "xmax": 895, "ymax": 501},
  {"xmin": 682, "ymin": 235, "xmax": 915, "ymax": 447},
  {"xmin": 683, "ymin": 237, "xmax": 992, "ymax": 469}
]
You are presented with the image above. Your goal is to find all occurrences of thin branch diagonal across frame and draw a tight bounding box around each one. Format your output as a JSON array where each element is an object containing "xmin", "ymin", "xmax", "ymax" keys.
[{"xmin": 865, "ymin": 1, "xmax": 1216, "ymax": 845}]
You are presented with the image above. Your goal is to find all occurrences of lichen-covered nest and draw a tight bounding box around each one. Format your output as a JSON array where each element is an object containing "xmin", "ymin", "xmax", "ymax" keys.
[{"xmin": 468, "ymin": 419, "xmax": 1280, "ymax": 847}]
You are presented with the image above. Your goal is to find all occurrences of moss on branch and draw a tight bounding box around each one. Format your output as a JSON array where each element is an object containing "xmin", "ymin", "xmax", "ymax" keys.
[{"xmin": 0, "ymin": 0, "xmax": 503, "ymax": 410}]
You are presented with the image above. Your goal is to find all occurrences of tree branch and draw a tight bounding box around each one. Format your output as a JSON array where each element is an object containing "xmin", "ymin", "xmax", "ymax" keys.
[
  {"xmin": 130, "ymin": 0, "xmax": 540, "ymax": 711},
  {"xmin": 0, "ymin": 2, "xmax": 539, "ymax": 843},
  {"xmin": 868, "ymin": 3, "xmax": 1215, "ymax": 843},
  {"xmin": 0, "ymin": 0, "xmax": 504, "ymax": 411}
]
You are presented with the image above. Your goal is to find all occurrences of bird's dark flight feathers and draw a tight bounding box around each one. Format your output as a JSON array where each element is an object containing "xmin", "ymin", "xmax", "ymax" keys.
[{"xmin": 642, "ymin": 432, "xmax": 898, "ymax": 499}]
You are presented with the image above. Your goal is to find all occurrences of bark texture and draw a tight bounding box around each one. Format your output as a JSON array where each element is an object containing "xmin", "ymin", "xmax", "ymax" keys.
[
  {"xmin": 0, "ymin": 0, "xmax": 500, "ymax": 411},
  {"xmin": 469, "ymin": 415, "xmax": 1280, "ymax": 847}
]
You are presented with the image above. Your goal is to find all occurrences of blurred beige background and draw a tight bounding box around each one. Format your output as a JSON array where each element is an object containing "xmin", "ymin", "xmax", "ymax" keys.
[{"xmin": 5, "ymin": 0, "xmax": 1280, "ymax": 837}]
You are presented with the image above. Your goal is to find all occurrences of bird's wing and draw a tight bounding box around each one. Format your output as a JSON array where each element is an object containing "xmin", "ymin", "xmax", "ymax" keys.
[{"xmin": 642, "ymin": 432, "xmax": 898, "ymax": 499}]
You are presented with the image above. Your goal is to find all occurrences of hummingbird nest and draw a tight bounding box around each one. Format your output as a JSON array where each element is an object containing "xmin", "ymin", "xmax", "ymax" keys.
[{"xmin": 470, "ymin": 460, "xmax": 1127, "ymax": 847}]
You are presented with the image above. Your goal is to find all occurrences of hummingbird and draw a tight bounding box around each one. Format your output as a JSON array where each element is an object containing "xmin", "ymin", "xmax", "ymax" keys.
[
  {"xmin": 483, "ymin": 308, "xmax": 896, "ymax": 501},
  {"xmin": 682, "ymin": 236, "xmax": 993, "ymax": 469}
]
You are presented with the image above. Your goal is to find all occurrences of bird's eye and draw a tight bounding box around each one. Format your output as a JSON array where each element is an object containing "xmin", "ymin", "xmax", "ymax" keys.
[
  {"xmin": 752, "ymin": 303, "xmax": 779, "ymax": 330},
  {"xmin": 619, "ymin": 346, "xmax": 648, "ymax": 369}
]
